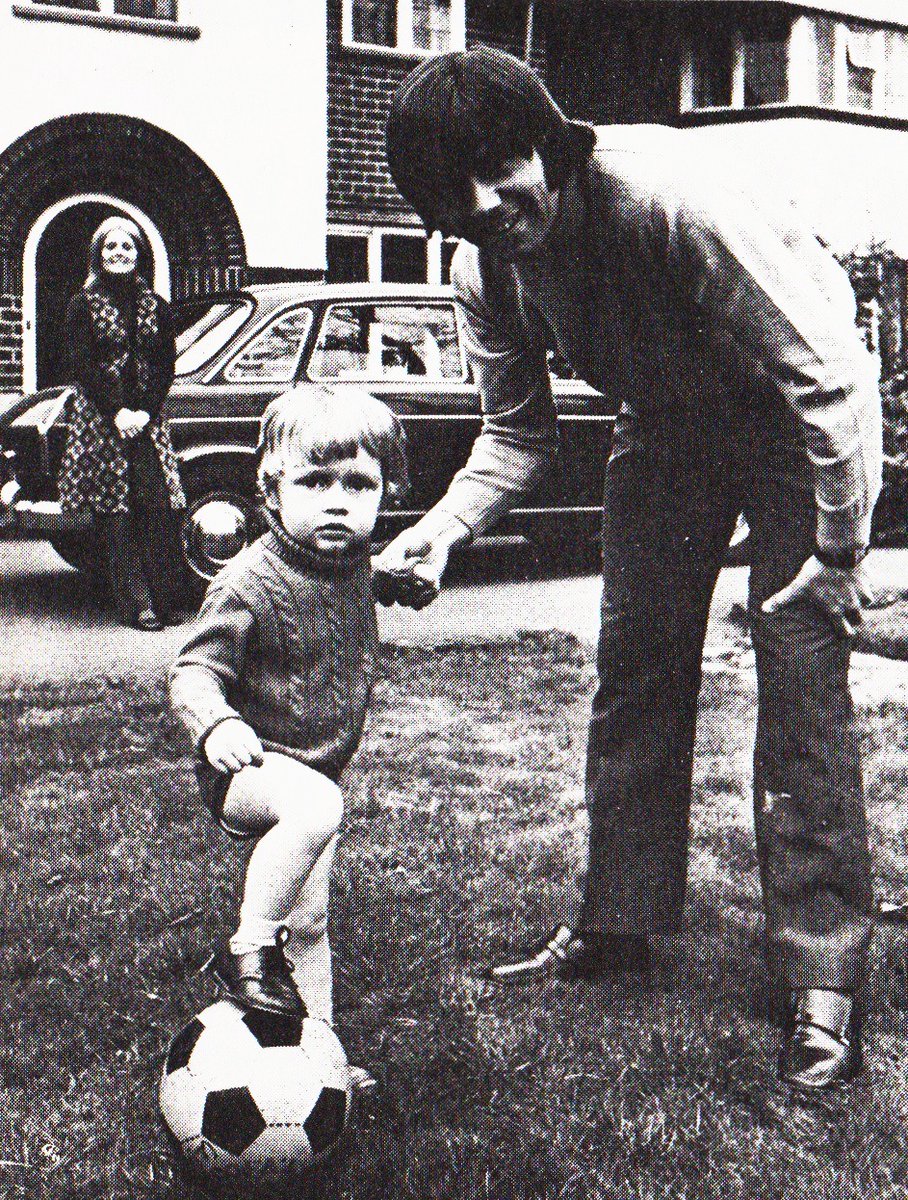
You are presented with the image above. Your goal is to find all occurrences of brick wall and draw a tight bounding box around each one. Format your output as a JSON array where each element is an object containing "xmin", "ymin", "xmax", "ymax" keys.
[
  {"xmin": 0, "ymin": 295, "xmax": 23, "ymax": 391},
  {"xmin": 327, "ymin": 0, "xmax": 542, "ymax": 227}
]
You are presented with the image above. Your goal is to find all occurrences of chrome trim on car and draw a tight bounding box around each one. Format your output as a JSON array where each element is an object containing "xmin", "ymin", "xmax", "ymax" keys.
[{"xmin": 182, "ymin": 494, "xmax": 256, "ymax": 582}]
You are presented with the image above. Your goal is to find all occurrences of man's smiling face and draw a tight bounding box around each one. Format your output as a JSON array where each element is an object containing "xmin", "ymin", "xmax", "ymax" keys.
[{"xmin": 442, "ymin": 150, "xmax": 559, "ymax": 259}]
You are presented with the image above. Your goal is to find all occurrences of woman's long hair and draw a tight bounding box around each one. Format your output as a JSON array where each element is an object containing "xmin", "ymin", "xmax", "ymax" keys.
[{"xmin": 84, "ymin": 216, "xmax": 152, "ymax": 290}]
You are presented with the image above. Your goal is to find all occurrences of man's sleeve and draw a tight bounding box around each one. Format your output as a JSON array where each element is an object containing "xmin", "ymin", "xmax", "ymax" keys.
[
  {"xmin": 435, "ymin": 244, "xmax": 559, "ymax": 538},
  {"xmin": 168, "ymin": 583, "xmax": 253, "ymax": 756},
  {"xmin": 665, "ymin": 185, "xmax": 882, "ymax": 555}
]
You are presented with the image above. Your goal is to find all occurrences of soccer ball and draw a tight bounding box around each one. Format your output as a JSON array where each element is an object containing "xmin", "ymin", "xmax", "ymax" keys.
[{"xmin": 159, "ymin": 1000, "xmax": 351, "ymax": 1195}]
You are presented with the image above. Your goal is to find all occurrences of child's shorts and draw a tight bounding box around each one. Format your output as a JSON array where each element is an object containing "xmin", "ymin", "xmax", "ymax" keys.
[{"xmin": 195, "ymin": 760, "xmax": 257, "ymax": 840}]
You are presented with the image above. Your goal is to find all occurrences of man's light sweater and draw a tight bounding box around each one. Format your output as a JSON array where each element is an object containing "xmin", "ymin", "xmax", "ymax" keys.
[{"xmin": 438, "ymin": 126, "xmax": 882, "ymax": 557}]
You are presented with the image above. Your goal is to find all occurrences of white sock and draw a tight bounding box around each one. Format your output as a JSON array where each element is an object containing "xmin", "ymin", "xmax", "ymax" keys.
[
  {"xmin": 284, "ymin": 927, "xmax": 333, "ymax": 1022},
  {"xmin": 283, "ymin": 835, "xmax": 337, "ymax": 1022},
  {"xmin": 229, "ymin": 916, "xmax": 282, "ymax": 956}
]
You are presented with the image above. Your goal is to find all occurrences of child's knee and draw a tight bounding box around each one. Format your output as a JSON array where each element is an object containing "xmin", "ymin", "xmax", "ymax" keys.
[
  {"xmin": 273, "ymin": 775, "xmax": 342, "ymax": 847},
  {"xmin": 302, "ymin": 774, "xmax": 343, "ymax": 837},
  {"xmin": 270, "ymin": 757, "xmax": 341, "ymax": 813}
]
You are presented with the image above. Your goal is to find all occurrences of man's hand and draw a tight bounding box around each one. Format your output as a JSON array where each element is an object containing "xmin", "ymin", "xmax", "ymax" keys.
[
  {"xmin": 762, "ymin": 555, "xmax": 873, "ymax": 638},
  {"xmin": 204, "ymin": 718, "xmax": 265, "ymax": 774},
  {"xmin": 114, "ymin": 407, "xmax": 150, "ymax": 440},
  {"xmin": 373, "ymin": 512, "xmax": 470, "ymax": 609}
]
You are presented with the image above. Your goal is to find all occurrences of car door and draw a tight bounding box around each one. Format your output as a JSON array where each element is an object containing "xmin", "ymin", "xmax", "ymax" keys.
[
  {"xmin": 304, "ymin": 297, "xmax": 478, "ymax": 518},
  {"xmin": 167, "ymin": 303, "xmax": 315, "ymax": 466}
]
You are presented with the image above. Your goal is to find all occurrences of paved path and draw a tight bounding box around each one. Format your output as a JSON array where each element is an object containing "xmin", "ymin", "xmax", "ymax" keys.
[
  {"xmin": 0, "ymin": 539, "xmax": 609, "ymax": 685},
  {"xmin": 1, "ymin": 538, "xmax": 907, "ymax": 692}
]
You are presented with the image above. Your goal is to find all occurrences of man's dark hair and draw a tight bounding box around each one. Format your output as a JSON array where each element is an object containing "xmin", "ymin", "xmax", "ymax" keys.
[{"xmin": 386, "ymin": 46, "xmax": 595, "ymax": 235}]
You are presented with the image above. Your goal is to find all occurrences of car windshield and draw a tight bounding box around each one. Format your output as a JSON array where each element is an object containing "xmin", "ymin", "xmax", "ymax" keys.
[{"xmin": 173, "ymin": 299, "xmax": 254, "ymax": 377}]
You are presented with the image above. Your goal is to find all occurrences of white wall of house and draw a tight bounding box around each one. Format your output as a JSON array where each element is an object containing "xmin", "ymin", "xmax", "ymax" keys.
[
  {"xmin": 677, "ymin": 119, "xmax": 908, "ymax": 258},
  {"xmin": 0, "ymin": 0, "xmax": 328, "ymax": 271},
  {"xmin": 674, "ymin": 8, "xmax": 908, "ymax": 258}
]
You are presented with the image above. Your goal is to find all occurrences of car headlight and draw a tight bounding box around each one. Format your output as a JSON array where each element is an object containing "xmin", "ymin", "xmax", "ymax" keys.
[
  {"xmin": 183, "ymin": 496, "xmax": 251, "ymax": 580},
  {"xmin": 0, "ymin": 451, "xmax": 20, "ymax": 509}
]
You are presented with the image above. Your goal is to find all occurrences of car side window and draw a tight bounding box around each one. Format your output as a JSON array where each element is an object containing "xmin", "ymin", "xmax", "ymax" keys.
[
  {"xmin": 309, "ymin": 303, "xmax": 466, "ymax": 383},
  {"xmin": 223, "ymin": 307, "xmax": 313, "ymax": 383}
]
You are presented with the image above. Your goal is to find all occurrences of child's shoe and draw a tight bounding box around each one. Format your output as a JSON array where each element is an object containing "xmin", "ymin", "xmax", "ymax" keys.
[{"xmin": 209, "ymin": 927, "xmax": 303, "ymax": 1017}]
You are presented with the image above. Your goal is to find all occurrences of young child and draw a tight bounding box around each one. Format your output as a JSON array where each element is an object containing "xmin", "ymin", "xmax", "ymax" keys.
[{"xmin": 169, "ymin": 383, "xmax": 408, "ymax": 1035}]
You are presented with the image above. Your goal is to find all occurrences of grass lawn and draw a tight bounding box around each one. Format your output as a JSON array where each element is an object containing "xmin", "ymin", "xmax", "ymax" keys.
[{"xmin": 5, "ymin": 629, "xmax": 908, "ymax": 1199}]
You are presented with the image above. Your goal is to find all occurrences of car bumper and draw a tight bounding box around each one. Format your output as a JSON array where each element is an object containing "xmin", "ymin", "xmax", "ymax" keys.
[{"xmin": 0, "ymin": 495, "xmax": 91, "ymax": 537}]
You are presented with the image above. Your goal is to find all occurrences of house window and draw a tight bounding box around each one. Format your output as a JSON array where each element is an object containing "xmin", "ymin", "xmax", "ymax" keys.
[
  {"xmin": 326, "ymin": 235, "xmax": 370, "ymax": 283},
  {"xmin": 352, "ymin": 0, "xmax": 394, "ymax": 47},
  {"xmin": 327, "ymin": 228, "xmax": 457, "ymax": 285},
  {"xmin": 342, "ymin": 0, "xmax": 465, "ymax": 54},
  {"xmin": 883, "ymin": 28, "xmax": 908, "ymax": 117},
  {"xmin": 840, "ymin": 25, "xmax": 885, "ymax": 112},
  {"xmin": 685, "ymin": 16, "xmax": 790, "ymax": 111},
  {"xmin": 743, "ymin": 29, "xmax": 788, "ymax": 107},
  {"xmin": 440, "ymin": 239, "xmax": 458, "ymax": 284},
  {"xmin": 28, "ymin": 0, "xmax": 177, "ymax": 14},
  {"xmin": 690, "ymin": 27, "xmax": 734, "ymax": 109},
  {"xmin": 114, "ymin": 0, "xmax": 177, "ymax": 16},
  {"xmin": 383, "ymin": 234, "xmax": 428, "ymax": 283}
]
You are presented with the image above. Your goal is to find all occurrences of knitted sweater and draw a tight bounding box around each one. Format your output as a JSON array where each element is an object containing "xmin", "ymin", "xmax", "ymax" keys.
[{"xmin": 169, "ymin": 519, "xmax": 378, "ymax": 780}]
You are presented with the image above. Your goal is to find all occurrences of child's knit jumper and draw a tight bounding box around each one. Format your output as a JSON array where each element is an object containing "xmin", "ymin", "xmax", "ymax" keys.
[{"xmin": 170, "ymin": 512, "xmax": 378, "ymax": 781}]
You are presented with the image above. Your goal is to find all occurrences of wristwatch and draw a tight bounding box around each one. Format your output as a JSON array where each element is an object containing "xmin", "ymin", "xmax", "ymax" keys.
[{"xmin": 814, "ymin": 544, "xmax": 869, "ymax": 570}]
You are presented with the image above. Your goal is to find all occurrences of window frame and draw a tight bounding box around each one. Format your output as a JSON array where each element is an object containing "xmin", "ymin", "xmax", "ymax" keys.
[
  {"xmin": 834, "ymin": 22, "xmax": 887, "ymax": 114},
  {"xmin": 221, "ymin": 306, "xmax": 315, "ymax": 386},
  {"xmin": 327, "ymin": 226, "xmax": 459, "ymax": 284},
  {"xmin": 24, "ymin": 0, "xmax": 176, "ymax": 15},
  {"xmin": 13, "ymin": 1, "xmax": 197, "ymax": 37},
  {"xmin": 681, "ymin": 18, "xmax": 792, "ymax": 113},
  {"xmin": 340, "ymin": 0, "xmax": 465, "ymax": 57},
  {"xmin": 308, "ymin": 300, "xmax": 468, "ymax": 385}
]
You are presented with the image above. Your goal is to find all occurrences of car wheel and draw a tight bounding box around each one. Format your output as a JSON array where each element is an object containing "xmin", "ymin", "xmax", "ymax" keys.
[
  {"xmin": 180, "ymin": 489, "xmax": 260, "ymax": 602},
  {"xmin": 48, "ymin": 531, "xmax": 107, "ymax": 588}
]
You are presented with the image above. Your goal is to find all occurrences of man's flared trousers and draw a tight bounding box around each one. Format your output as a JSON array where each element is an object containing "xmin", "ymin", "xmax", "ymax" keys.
[{"xmin": 579, "ymin": 398, "xmax": 874, "ymax": 993}]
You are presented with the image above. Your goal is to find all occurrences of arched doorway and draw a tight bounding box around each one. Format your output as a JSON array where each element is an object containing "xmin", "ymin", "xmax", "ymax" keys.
[
  {"xmin": 28, "ymin": 196, "xmax": 170, "ymax": 390},
  {"xmin": 0, "ymin": 113, "xmax": 247, "ymax": 392}
]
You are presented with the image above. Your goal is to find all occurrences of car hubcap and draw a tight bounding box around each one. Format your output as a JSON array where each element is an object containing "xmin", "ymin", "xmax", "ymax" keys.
[{"xmin": 183, "ymin": 496, "xmax": 252, "ymax": 581}]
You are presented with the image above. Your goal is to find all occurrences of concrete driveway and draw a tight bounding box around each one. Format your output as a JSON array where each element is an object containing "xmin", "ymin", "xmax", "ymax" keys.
[
  {"xmin": 2, "ymin": 538, "xmax": 907, "ymax": 694},
  {"xmin": 0, "ymin": 539, "xmax": 608, "ymax": 685}
]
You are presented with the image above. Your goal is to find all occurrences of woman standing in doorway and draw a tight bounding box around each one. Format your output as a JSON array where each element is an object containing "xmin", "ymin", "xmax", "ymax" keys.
[{"xmin": 58, "ymin": 216, "xmax": 186, "ymax": 630}]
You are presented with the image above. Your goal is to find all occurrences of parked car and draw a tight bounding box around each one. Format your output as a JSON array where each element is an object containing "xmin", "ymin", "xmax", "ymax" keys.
[{"xmin": 0, "ymin": 282, "xmax": 617, "ymax": 597}]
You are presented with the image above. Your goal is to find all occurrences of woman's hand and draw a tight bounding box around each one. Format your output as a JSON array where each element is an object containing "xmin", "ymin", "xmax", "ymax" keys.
[
  {"xmin": 114, "ymin": 407, "xmax": 150, "ymax": 439},
  {"xmin": 762, "ymin": 555, "xmax": 874, "ymax": 638},
  {"xmin": 203, "ymin": 718, "xmax": 265, "ymax": 774}
]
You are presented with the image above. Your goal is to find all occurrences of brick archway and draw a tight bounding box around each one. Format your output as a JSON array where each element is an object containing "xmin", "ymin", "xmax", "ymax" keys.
[{"xmin": 0, "ymin": 113, "xmax": 247, "ymax": 299}]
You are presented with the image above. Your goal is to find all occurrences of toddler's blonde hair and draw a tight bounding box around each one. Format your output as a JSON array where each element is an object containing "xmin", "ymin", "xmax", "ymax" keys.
[{"xmin": 257, "ymin": 384, "xmax": 408, "ymax": 509}]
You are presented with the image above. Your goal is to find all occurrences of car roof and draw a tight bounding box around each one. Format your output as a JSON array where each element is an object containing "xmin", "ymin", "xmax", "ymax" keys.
[{"xmin": 178, "ymin": 281, "xmax": 455, "ymax": 306}]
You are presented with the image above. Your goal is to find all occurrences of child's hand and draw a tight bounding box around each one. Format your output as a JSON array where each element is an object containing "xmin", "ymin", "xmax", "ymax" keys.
[
  {"xmin": 372, "ymin": 561, "xmax": 439, "ymax": 609},
  {"xmin": 204, "ymin": 719, "xmax": 265, "ymax": 774}
]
